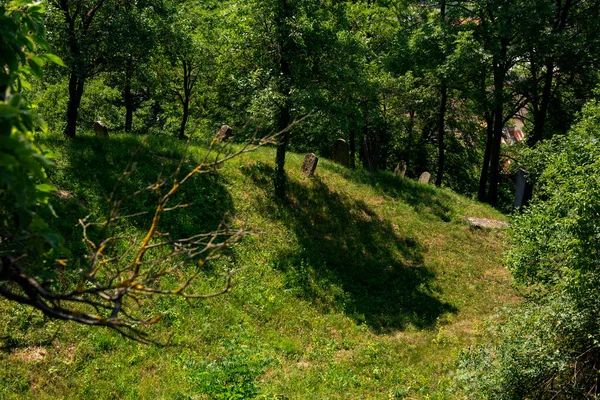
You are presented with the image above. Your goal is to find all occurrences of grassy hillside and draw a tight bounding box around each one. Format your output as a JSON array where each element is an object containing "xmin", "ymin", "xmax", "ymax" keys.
[{"xmin": 0, "ymin": 132, "xmax": 517, "ymax": 399}]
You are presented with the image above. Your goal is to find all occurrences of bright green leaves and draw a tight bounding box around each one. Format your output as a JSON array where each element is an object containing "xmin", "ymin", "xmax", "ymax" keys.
[
  {"xmin": 461, "ymin": 99, "xmax": 600, "ymax": 399},
  {"xmin": 507, "ymin": 100, "xmax": 600, "ymax": 288},
  {"xmin": 0, "ymin": 1, "xmax": 63, "ymax": 91},
  {"xmin": 1, "ymin": 1, "xmax": 67, "ymax": 266}
]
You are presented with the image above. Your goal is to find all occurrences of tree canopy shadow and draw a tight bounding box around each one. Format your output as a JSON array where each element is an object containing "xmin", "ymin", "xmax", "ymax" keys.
[
  {"xmin": 323, "ymin": 162, "xmax": 456, "ymax": 222},
  {"xmin": 38, "ymin": 135, "xmax": 235, "ymax": 260},
  {"xmin": 241, "ymin": 162, "xmax": 456, "ymax": 332}
]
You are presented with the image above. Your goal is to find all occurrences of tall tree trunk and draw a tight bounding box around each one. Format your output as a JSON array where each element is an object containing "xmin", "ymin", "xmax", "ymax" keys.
[
  {"xmin": 273, "ymin": 55, "xmax": 291, "ymax": 198},
  {"xmin": 124, "ymin": 58, "xmax": 134, "ymax": 133},
  {"xmin": 178, "ymin": 99, "xmax": 189, "ymax": 140},
  {"xmin": 274, "ymin": 100, "xmax": 290, "ymax": 199},
  {"xmin": 435, "ymin": 0, "xmax": 447, "ymax": 187},
  {"xmin": 349, "ymin": 128, "xmax": 356, "ymax": 169},
  {"xmin": 487, "ymin": 61, "xmax": 506, "ymax": 205},
  {"xmin": 64, "ymin": 72, "xmax": 85, "ymax": 138},
  {"xmin": 177, "ymin": 59, "xmax": 191, "ymax": 140},
  {"xmin": 478, "ymin": 113, "xmax": 494, "ymax": 202},
  {"xmin": 529, "ymin": 62, "xmax": 554, "ymax": 147},
  {"xmin": 435, "ymin": 83, "xmax": 447, "ymax": 186},
  {"xmin": 273, "ymin": 0, "xmax": 292, "ymax": 199}
]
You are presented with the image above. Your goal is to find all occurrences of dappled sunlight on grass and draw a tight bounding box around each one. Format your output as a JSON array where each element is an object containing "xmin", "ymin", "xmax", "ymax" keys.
[
  {"xmin": 241, "ymin": 162, "xmax": 456, "ymax": 332},
  {"xmin": 1, "ymin": 133, "xmax": 518, "ymax": 399}
]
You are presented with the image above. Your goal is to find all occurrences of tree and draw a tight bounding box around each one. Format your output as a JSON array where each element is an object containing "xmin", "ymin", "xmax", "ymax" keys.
[
  {"xmin": 1, "ymin": 0, "xmax": 66, "ymax": 279},
  {"xmin": 230, "ymin": 0, "xmax": 348, "ymax": 198},
  {"xmin": 0, "ymin": 0, "xmax": 281, "ymax": 341},
  {"xmin": 461, "ymin": 99, "xmax": 600, "ymax": 398},
  {"xmin": 520, "ymin": 0, "xmax": 600, "ymax": 146},
  {"xmin": 46, "ymin": 0, "xmax": 117, "ymax": 137},
  {"xmin": 103, "ymin": 0, "xmax": 170, "ymax": 132}
]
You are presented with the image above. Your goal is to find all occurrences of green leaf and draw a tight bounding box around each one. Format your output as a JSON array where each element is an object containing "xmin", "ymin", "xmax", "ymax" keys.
[
  {"xmin": 36, "ymin": 183, "xmax": 56, "ymax": 193},
  {"xmin": 39, "ymin": 53, "xmax": 66, "ymax": 67}
]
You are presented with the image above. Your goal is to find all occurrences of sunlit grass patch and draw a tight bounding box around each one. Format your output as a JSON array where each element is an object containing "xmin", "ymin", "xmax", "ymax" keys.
[{"xmin": 1, "ymin": 131, "xmax": 517, "ymax": 399}]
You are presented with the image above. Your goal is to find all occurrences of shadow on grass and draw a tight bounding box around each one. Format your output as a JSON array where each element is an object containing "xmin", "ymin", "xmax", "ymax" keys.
[
  {"xmin": 38, "ymin": 134, "xmax": 234, "ymax": 259},
  {"xmin": 322, "ymin": 162, "xmax": 456, "ymax": 222},
  {"xmin": 242, "ymin": 162, "xmax": 456, "ymax": 332}
]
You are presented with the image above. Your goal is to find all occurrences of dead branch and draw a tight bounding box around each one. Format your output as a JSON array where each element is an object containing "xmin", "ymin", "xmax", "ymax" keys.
[{"xmin": 0, "ymin": 115, "xmax": 311, "ymax": 342}]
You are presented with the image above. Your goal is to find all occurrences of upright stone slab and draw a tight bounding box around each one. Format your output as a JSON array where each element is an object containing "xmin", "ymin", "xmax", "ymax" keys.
[
  {"xmin": 93, "ymin": 120, "xmax": 108, "ymax": 137},
  {"xmin": 215, "ymin": 125, "xmax": 233, "ymax": 142},
  {"xmin": 514, "ymin": 170, "xmax": 527, "ymax": 208},
  {"xmin": 418, "ymin": 172, "xmax": 431, "ymax": 184},
  {"xmin": 301, "ymin": 153, "xmax": 318, "ymax": 177},
  {"xmin": 332, "ymin": 139, "xmax": 349, "ymax": 167},
  {"xmin": 394, "ymin": 161, "xmax": 407, "ymax": 178}
]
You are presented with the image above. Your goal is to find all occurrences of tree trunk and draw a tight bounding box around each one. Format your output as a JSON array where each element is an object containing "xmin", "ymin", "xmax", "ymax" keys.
[
  {"xmin": 273, "ymin": 61, "xmax": 291, "ymax": 198},
  {"xmin": 124, "ymin": 58, "xmax": 134, "ymax": 133},
  {"xmin": 435, "ymin": 0, "xmax": 447, "ymax": 187},
  {"xmin": 273, "ymin": 0, "xmax": 292, "ymax": 199},
  {"xmin": 64, "ymin": 72, "xmax": 85, "ymax": 138},
  {"xmin": 477, "ymin": 113, "xmax": 494, "ymax": 202},
  {"xmin": 349, "ymin": 128, "xmax": 356, "ymax": 169},
  {"xmin": 274, "ymin": 103, "xmax": 290, "ymax": 199},
  {"xmin": 435, "ymin": 83, "xmax": 447, "ymax": 186},
  {"xmin": 178, "ymin": 99, "xmax": 189, "ymax": 140},
  {"xmin": 487, "ymin": 64, "xmax": 506, "ymax": 205},
  {"xmin": 529, "ymin": 62, "xmax": 554, "ymax": 147}
]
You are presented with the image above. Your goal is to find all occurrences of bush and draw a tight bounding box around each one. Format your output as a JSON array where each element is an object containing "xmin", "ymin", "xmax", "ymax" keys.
[{"xmin": 460, "ymin": 100, "xmax": 600, "ymax": 399}]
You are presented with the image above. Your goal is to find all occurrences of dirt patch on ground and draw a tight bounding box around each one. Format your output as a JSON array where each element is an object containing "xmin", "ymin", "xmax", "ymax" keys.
[
  {"xmin": 464, "ymin": 217, "xmax": 508, "ymax": 229},
  {"xmin": 53, "ymin": 189, "xmax": 74, "ymax": 200},
  {"xmin": 12, "ymin": 346, "xmax": 47, "ymax": 362}
]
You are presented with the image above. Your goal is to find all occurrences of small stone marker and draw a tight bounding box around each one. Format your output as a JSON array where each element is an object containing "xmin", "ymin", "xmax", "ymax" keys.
[
  {"xmin": 301, "ymin": 153, "xmax": 318, "ymax": 177},
  {"xmin": 332, "ymin": 139, "xmax": 349, "ymax": 167},
  {"xmin": 465, "ymin": 217, "xmax": 508, "ymax": 229},
  {"xmin": 514, "ymin": 170, "xmax": 527, "ymax": 208},
  {"xmin": 394, "ymin": 161, "xmax": 407, "ymax": 178},
  {"xmin": 93, "ymin": 120, "xmax": 108, "ymax": 137},
  {"xmin": 418, "ymin": 172, "xmax": 431, "ymax": 184},
  {"xmin": 215, "ymin": 125, "xmax": 233, "ymax": 142}
]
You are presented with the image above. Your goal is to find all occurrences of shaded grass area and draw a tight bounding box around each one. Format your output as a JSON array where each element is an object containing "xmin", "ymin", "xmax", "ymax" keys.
[
  {"xmin": 0, "ymin": 132, "xmax": 517, "ymax": 399},
  {"xmin": 242, "ymin": 162, "xmax": 455, "ymax": 332}
]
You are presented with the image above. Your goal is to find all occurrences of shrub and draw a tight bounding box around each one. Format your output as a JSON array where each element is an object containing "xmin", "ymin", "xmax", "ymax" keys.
[{"xmin": 460, "ymin": 100, "xmax": 600, "ymax": 399}]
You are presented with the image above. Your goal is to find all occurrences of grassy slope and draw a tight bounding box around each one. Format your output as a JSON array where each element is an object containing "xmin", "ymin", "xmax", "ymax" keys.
[{"xmin": 0, "ymin": 132, "xmax": 518, "ymax": 399}]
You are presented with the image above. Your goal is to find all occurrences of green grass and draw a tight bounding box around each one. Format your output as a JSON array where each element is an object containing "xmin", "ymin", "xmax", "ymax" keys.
[{"xmin": 0, "ymin": 131, "xmax": 517, "ymax": 399}]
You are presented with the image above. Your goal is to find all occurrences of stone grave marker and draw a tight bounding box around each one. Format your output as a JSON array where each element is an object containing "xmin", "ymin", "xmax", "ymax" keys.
[
  {"xmin": 418, "ymin": 172, "xmax": 431, "ymax": 184},
  {"xmin": 301, "ymin": 153, "xmax": 318, "ymax": 177},
  {"xmin": 215, "ymin": 125, "xmax": 233, "ymax": 142},
  {"xmin": 394, "ymin": 161, "xmax": 407, "ymax": 178},
  {"xmin": 332, "ymin": 139, "xmax": 349, "ymax": 167},
  {"xmin": 93, "ymin": 120, "xmax": 108, "ymax": 137},
  {"xmin": 514, "ymin": 170, "xmax": 527, "ymax": 208}
]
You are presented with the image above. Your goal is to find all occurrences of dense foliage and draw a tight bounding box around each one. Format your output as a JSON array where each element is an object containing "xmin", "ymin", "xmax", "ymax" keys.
[
  {"xmin": 0, "ymin": 0, "xmax": 276, "ymax": 340},
  {"xmin": 25, "ymin": 0, "xmax": 600, "ymax": 203},
  {"xmin": 0, "ymin": 0, "xmax": 66, "ymax": 282},
  {"xmin": 461, "ymin": 100, "xmax": 600, "ymax": 398}
]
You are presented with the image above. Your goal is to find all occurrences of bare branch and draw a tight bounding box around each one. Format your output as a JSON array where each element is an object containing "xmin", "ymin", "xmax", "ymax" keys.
[{"xmin": 0, "ymin": 115, "xmax": 312, "ymax": 342}]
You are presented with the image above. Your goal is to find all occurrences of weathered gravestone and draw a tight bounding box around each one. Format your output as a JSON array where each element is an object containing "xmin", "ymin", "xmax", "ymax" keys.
[
  {"xmin": 93, "ymin": 120, "xmax": 108, "ymax": 137},
  {"xmin": 394, "ymin": 161, "xmax": 407, "ymax": 178},
  {"xmin": 215, "ymin": 125, "xmax": 233, "ymax": 142},
  {"xmin": 514, "ymin": 170, "xmax": 527, "ymax": 208},
  {"xmin": 301, "ymin": 153, "xmax": 318, "ymax": 177},
  {"xmin": 332, "ymin": 139, "xmax": 349, "ymax": 167},
  {"xmin": 418, "ymin": 172, "xmax": 431, "ymax": 184}
]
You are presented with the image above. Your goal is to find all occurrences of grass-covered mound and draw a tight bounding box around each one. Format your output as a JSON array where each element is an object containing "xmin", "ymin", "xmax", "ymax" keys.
[{"xmin": 0, "ymin": 132, "xmax": 517, "ymax": 399}]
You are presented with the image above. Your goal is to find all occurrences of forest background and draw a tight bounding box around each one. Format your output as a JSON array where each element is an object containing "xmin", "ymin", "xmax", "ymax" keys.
[
  {"xmin": 34, "ymin": 0, "xmax": 600, "ymax": 205},
  {"xmin": 3, "ymin": 0, "xmax": 600, "ymax": 398}
]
